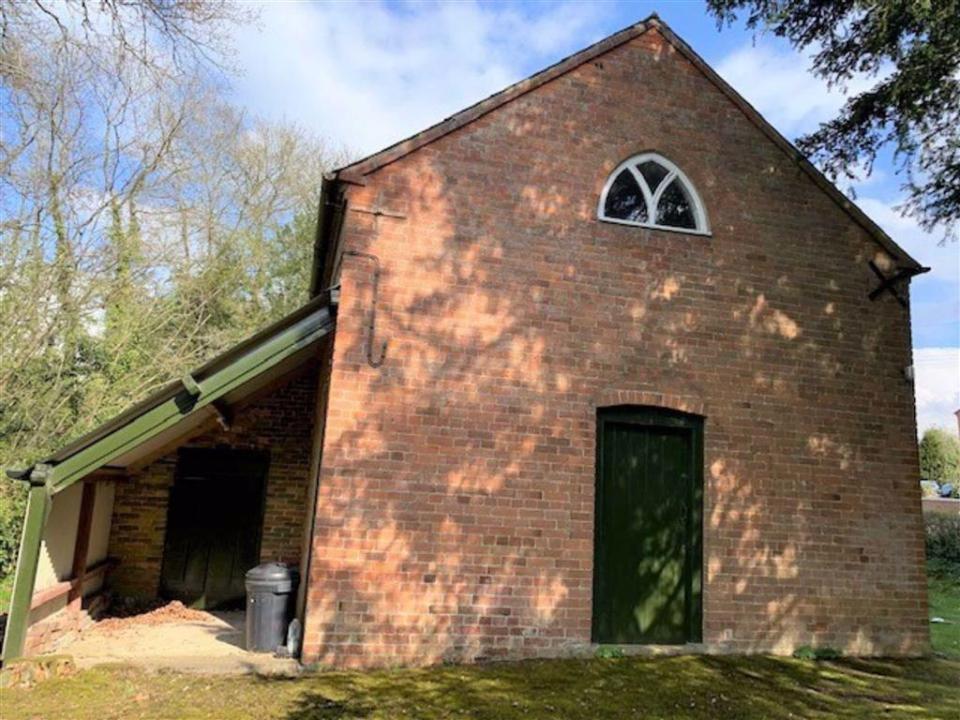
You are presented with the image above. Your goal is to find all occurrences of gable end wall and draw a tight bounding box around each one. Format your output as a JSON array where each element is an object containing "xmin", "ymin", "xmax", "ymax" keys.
[{"xmin": 303, "ymin": 30, "xmax": 927, "ymax": 666}]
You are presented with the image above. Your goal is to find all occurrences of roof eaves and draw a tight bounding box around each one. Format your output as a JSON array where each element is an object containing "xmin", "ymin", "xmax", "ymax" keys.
[
  {"xmin": 37, "ymin": 294, "xmax": 335, "ymax": 493},
  {"xmin": 333, "ymin": 15, "xmax": 921, "ymax": 271},
  {"xmin": 334, "ymin": 15, "xmax": 659, "ymax": 180},
  {"xmin": 651, "ymin": 22, "xmax": 922, "ymax": 270}
]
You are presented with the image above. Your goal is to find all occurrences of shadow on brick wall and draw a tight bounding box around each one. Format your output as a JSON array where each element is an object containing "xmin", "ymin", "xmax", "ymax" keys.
[{"xmin": 302, "ymin": 34, "xmax": 927, "ymax": 666}]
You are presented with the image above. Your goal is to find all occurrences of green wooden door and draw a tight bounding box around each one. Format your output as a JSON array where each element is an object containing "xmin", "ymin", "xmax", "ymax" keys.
[
  {"xmin": 160, "ymin": 448, "xmax": 268, "ymax": 609},
  {"xmin": 593, "ymin": 408, "xmax": 703, "ymax": 644}
]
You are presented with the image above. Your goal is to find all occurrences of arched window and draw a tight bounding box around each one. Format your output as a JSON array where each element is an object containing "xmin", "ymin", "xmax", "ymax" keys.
[{"xmin": 598, "ymin": 153, "xmax": 709, "ymax": 234}]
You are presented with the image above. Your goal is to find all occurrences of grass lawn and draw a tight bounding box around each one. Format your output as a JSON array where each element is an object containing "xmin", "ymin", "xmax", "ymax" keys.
[
  {"xmin": 928, "ymin": 565, "xmax": 960, "ymax": 659},
  {"xmin": 5, "ymin": 566, "xmax": 958, "ymax": 719},
  {"xmin": 4, "ymin": 655, "xmax": 959, "ymax": 720}
]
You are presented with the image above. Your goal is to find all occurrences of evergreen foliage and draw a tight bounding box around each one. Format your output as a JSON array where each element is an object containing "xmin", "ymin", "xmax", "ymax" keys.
[
  {"xmin": 707, "ymin": 0, "xmax": 960, "ymax": 240},
  {"xmin": 919, "ymin": 428, "xmax": 960, "ymax": 487}
]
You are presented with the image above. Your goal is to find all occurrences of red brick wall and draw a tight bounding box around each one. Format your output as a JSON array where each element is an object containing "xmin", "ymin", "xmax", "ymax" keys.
[
  {"xmin": 108, "ymin": 459, "xmax": 173, "ymax": 597},
  {"xmin": 302, "ymin": 29, "xmax": 927, "ymax": 666},
  {"xmin": 108, "ymin": 369, "xmax": 318, "ymax": 598},
  {"xmin": 922, "ymin": 498, "xmax": 960, "ymax": 516}
]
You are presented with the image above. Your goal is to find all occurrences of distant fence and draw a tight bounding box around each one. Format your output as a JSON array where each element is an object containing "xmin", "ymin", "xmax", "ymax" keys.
[{"xmin": 922, "ymin": 497, "xmax": 960, "ymax": 516}]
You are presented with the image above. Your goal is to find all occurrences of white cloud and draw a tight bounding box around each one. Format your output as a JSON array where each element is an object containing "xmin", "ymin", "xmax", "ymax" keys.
[
  {"xmin": 227, "ymin": 4, "xmax": 958, "ymax": 353},
  {"xmin": 715, "ymin": 43, "xmax": 880, "ymax": 139},
  {"xmin": 914, "ymin": 347, "xmax": 960, "ymax": 436},
  {"xmin": 230, "ymin": 1, "xmax": 604, "ymax": 156}
]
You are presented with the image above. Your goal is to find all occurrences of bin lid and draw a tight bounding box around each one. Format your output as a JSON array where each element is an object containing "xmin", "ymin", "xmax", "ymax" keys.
[{"xmin": 245, "ymin": 562, "xmax": 299, "ymax": 584}]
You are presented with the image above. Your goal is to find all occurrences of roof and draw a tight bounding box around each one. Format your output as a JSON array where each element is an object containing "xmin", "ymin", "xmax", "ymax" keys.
[
  {"xmin": 15, "ymin": 292, "xmax": 336, "ymax": 495},
  {"xmin": 329, "ymin": 14, "xmax": 921, "ymax": 271}
]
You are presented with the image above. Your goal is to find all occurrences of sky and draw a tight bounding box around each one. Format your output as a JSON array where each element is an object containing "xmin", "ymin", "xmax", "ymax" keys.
[{"xmin": 229, "ymin": 0, "xmax": 958, "ymax": 434}]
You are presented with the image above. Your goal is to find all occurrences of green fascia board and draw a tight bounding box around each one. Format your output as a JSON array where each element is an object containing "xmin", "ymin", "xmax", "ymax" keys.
[
  {"xmin": 46, "ymin": 294, "xmax": 334, "ymax": 464},
  {"xmin": 47, "ymin": 306, "xmax": 333, "ymax": 494},
  {"xmin": 2, "ymin": 479, "xmax": 51, "ymax": 661}
]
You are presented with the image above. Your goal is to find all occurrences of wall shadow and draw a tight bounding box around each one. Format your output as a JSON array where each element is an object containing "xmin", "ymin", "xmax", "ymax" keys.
[{"xmin": 303, "ymin": 29, "xmax": 927, "ymax": 667}]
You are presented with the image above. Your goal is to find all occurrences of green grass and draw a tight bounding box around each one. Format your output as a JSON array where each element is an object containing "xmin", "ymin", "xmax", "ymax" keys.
[
  {"xmin": 5, "ymin": 564, "xmax": 958, "ymax": 718},
  {"xmin": 928, "ymin": 562, "xmax": 960, "ymax": 659},
  {"xmin": 4, "ymin": 655, "xmax": 959, "ymax": 720}
]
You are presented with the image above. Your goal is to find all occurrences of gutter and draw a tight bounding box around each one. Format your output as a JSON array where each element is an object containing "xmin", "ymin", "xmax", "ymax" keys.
[
  {"xmin": 309, "ymin": 176, "xmax": 348, "ymax": 298},
  {"xmin": 5, "ymin": 467, "xmax": 37, "ymax": 483}
]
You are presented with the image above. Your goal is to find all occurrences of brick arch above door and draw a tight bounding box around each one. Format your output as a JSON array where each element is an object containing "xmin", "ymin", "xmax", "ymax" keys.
[{"xmin": 594, "ymin": 390, "xmax": 707, "ymax": 417}]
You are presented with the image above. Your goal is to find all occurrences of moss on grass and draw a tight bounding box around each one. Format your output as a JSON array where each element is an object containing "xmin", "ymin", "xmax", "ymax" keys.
[
  {"xmin": 6, "ymin": 567, "xmax": 959, "ymax": 719},
  {"xmin": 4, "ymin": 655, "xmax": 959, "ymax": 720}
]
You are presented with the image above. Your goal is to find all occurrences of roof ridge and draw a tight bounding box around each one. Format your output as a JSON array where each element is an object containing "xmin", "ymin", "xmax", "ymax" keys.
[
  {"xmin": 650, "ymin": 21, "xmax": 921, "ymax": 270},
  {"xmin": 332, "ymin": 14, "xmax": 920, "ymax": 269},
  {"xmin": 334, "ymin": 15, "xmax": 659, "ymax": 181}
]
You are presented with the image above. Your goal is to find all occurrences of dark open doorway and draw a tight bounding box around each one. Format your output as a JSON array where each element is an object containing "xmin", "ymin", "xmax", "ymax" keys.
[
  {"xmin": 592, "ymin": 406, "xmax": 703, "ymax": 645},
  {"xmin": 159, "ymin": 448, "xmax": 269, "ymax": 609}
]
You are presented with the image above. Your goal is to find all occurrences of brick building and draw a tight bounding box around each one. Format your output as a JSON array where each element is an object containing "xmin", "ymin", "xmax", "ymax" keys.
[{"xmin": 4, "ymin": 17, "xmax": 929, "ymax": 666}]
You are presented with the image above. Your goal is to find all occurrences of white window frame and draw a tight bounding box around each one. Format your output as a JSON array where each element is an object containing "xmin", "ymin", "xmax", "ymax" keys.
[{"xmin": 597, "ymin": 153, "xmax": 710, "ymax": 235}]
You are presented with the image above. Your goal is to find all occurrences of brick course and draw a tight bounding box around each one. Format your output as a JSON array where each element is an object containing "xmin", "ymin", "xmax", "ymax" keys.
[
  {"xmin": 108, "ymin": 369, "xmax": 318, "ymax": 598},
  {"xmin": 301, "ymin": 29, "xmax": 928, "ymax": 666}
]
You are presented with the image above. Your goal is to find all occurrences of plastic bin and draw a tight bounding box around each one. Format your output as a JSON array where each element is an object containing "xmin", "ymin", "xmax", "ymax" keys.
[{"xmin": 244, "ymin": 562, "xmax": 299, "ymax": 653}]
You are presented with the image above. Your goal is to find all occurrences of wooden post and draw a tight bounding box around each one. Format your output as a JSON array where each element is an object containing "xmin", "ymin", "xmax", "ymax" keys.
[
  {"xmin": 67, "ymin": 482, "xmax": 97, "ymax": 612},
  {"xmin": 1, "ymin": 473, "xmax": 51, "ymax": 661}
]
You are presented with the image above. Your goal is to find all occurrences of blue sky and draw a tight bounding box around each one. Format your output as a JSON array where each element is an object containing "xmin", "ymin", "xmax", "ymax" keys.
[{"xmin": 230, "ymin": 0, "xmax": 958, "ymax": 432}]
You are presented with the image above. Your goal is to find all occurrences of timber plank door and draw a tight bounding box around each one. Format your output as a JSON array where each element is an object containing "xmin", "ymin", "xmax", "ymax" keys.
[
  {"xmin": 592, "ymin": 407, "xmax": 703, "ymax": 645},
  {"xmin": 160, "ymin": 448, "xmax": 269, "ymax": 609}
]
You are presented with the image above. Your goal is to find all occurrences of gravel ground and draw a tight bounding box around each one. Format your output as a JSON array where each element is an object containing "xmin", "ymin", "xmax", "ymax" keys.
[{"xmin": 63, "ymin": 604, "xmax": 298, "ymax": 675}]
